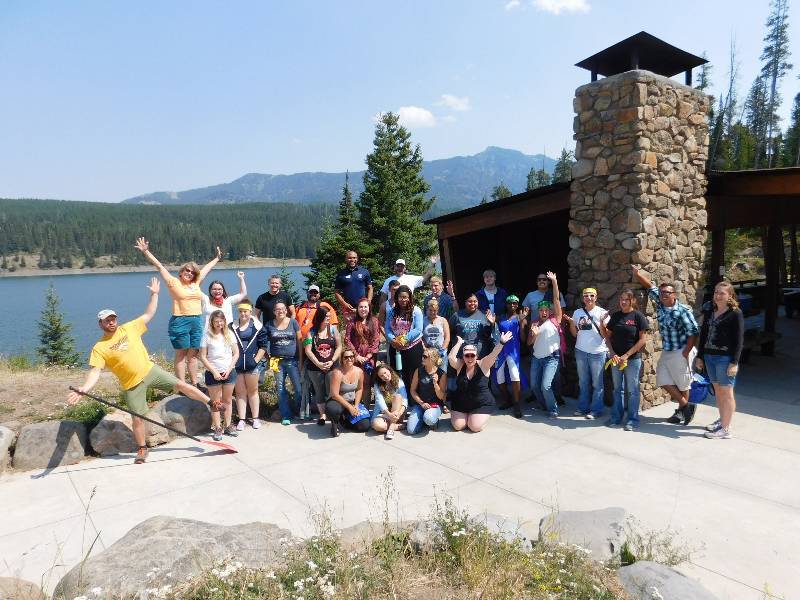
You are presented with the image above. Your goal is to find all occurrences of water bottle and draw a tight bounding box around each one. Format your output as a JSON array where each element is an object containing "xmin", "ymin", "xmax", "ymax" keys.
[{"xmin": 394, "ymin": 351, "xmax": 403, "ymax": 371}]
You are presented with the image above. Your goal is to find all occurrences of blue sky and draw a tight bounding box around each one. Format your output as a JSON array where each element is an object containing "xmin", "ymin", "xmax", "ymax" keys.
[{"xmin": 1, "ymin": 0, "xmax": 798, "ymax": 202}]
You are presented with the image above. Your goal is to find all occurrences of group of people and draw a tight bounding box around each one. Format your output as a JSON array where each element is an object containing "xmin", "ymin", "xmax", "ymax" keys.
[{"xmin": 68, "ymin": 241, "xmax": 745, "ymax": 464}]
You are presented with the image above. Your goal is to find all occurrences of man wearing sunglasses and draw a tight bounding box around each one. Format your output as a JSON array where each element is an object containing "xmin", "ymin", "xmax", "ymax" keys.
[
  {"xmin": 522, "ymin": 272, "xmax": 566, "ymax": 312},
  {"xmin": 632, "ymin": 265, "xmax": 699, "ymax": 425}
]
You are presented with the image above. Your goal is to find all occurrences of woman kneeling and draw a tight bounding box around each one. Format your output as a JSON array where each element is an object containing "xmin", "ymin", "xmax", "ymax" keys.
[
  {"xmin": 407, "ymin": 347, "xmax": 447, "ymax": 434},
  {"xmin": 448, "ymin": 330, "xmax": 513, "ymax": 432}
]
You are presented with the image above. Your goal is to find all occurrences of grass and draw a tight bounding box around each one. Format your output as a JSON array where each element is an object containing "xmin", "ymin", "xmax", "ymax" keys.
[
  {"xmin": 167, "ymin": 492, "xmax": 630, "ymax": 600},
  {"xmin": 618, "ymin": 516, "xmax": 701, "ymax": 568}
]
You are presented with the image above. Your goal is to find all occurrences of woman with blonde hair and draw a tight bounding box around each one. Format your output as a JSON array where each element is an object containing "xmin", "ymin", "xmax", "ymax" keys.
[
  {"xmin": 200, "ymin": 309, "xmax": 239, "ymax": 440},
  {"xmin": 695, "ymin": 281, "xmax": 744, "ymax": 439},
  {"xmin": 422, "ymin": 296, "xmax": 450, "ymax": 364},
  {"xmin": 407, "ymin": 346, "xmax": 448, "ymax": 434},
  {"xmin": 370, "ymin": 363, "xmax": 408, "ymax": 440},
  {"xmin": 135, "ymin": 237, "xmax": 221, "ymax": 386}
]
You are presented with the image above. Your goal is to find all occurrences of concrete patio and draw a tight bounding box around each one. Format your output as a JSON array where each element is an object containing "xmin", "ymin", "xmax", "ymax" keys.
[{"xmin": 2, "ymin": 320, "xmax": 798, "ymax": 599}]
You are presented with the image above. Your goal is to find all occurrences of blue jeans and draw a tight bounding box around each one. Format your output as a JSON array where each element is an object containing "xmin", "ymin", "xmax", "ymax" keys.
[
  {"xmin": 576, "ymin": 349, "xmax": 606, "ymax": 416},
  {"xmin": 406, "ymin": 404, "xmax": 443, "ymax": 434},
  {"xmin": 610, "ymin": 356, "xmax": 642, "ymax": 425},
  {"xmin": 530, "ymin": 352, "xmax": 560, "ymax": 414},
  {"xmin": 704, "ymin": 354, "xmax": 737, "ymax": 387},
  {"xmin": 275, "ymin": 358, "xmax": 302, "ymax": 420}
]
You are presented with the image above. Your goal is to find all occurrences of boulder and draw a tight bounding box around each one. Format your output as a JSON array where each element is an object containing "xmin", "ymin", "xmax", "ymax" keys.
[
  {"xmin": 144, "ymin": 395, "xmax": 211, "ymax": 447},
  {"xmin": 0, "ymin": 577, "xmax": 43, "ymax": 600},
  {"xmin": 55, "ymin": 516, "xmax": 291, "ymax": 600},
  {"xmin": 89, "ymin": 411, "xmax": 137, "ymax": 456},
  {"xmin": 538, "ymin": 507, "xmax": 627, "ymax": 562},
  {"xmin": 618, "ymin": 561, "xmax": 719, "ymax": 600},
  {"xmin": 0, "ymin": 425, "xmax": 14, "ymax": 473},
  {"xmin": 12, "ymin": 421, "xmax": 87, "ymax": 471}
]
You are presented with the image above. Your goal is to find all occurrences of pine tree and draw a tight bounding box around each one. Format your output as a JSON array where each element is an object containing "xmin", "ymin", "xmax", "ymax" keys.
[
  {"xmin": 491, "ymin": 182, "xmax": 512, "ymax": 201},
  {"xmin": 37, "ymin": 283, "xmax": 80, "ymax": 366},
  {"xmin": 526, "ymin": 167, "xmax": 537, "ymax": 191},
  {"xmin": 525, "ymin": 167, "xmax": 551, "ymax": 191},
  {"xmin": 782, "ymin": 92, "xmax": 800, "ymax": 166},
  {"xmin": 355, "ymin": 112, "xmax": 436, "ymax": 286},
  {"xmin": 745, "ymin": 76, "xmax": 770, "ymax": 168},
  {"xmin": 1, "ymin": 255, "xmax": 7, "ymax": 270},
  {"xmin": 552, "ymin": 149, "xmax": 575, "ymax": 182},
  {"xmin": 305, "ymin": 173, "xmax": 368, "ymax": 299},
  {"xmin": 759, "ymin": 0, "xmax": 793, "ymax": 167},
  {"xmin": 696, "ymin": 52, "xmax": 713, "ymax": 92}
]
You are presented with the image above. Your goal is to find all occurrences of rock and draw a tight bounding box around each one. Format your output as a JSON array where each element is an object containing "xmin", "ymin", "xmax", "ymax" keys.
[
  {"xmin": 538, "ymin": 507, "xmax": 627, "ymax": 562},
  {"xmin": 90, "ymin": 411, "xmax": 137, "ymax": 456},
  {"xmin": 0, "ymin": 577, "xmax": 43, "ymax": 600},
  {"xmin": 618, "ymin": 561, "xmax": 719, "ymax": 600},
  {"xmin": 145, "ymin": 395, "xmax": 211, "ymax": 447},
  {"xmin": 12, "ymin": 421, "xmax": 87, "ymax": 471},
  {"xmin": 572, "ymin": 159, "xmax": 594, "ymax": 179},
  {"xmin": 0, "ymin": 426, "xmax": 14, "ymax": 473},
  {"xmin": 55, "ymin": 516, "xmax": 290, "ymax": 600}
]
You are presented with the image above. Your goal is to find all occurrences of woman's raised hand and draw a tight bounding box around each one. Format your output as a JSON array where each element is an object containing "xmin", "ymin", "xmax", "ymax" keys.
[
  {"xmin": 499, "ymin": 330, "xmax": 513, "ymax": 345},
  {"xmin": 237, "ymin": 271, "xmax": 245, "ymax": 280},
  {"xmin": 134, "ymin": 237, "xmax": 149, "ymax": 253},
  {"xmin": 215, "ymin": 246, "xmax": 223, "ymax": 260},
  {"xmin": 546, "ymin": 271, "xmax": 557, "ymax": 282},
  {"xmin": 486, "ymin": 310, "xmax": 496, "ymax": 325}
]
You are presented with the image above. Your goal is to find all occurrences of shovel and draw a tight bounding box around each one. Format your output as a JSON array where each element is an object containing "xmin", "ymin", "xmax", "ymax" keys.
[{"xmin": 68, "ymin": 386, "xmax": 238, "ymax": 453}]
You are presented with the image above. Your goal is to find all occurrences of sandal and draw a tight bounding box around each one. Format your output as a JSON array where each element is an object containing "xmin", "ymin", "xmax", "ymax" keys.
[
  {"xmin": 134, "ymin": 445, "xmax": 149, "ymax": 464},
  {"xmin": 317, "ymin": 417, "xmax": 326, "ymax": 426}
]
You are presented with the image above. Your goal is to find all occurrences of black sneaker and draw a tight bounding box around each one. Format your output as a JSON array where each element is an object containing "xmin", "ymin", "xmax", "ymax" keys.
[
  {"xmin": 330, "ymin": 421, "xmax": 339, "ymax": 437},
  {"xmin": 682, "ymin": 403, "xmax": 697, "ymax": 425},
  {"xmin": 666, "ymin": 409, "xmax": 683, "ymax": 424},
  {"xmin": 556, "ymin": 395, "xmax": 566, "ymax": 406},
  {"xmin": 513, "ymin": 404, "xmax": 523, "ymax": 419}
]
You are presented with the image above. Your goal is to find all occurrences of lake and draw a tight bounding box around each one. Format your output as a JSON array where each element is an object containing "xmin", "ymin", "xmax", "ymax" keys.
[{"xmin": 0, "ymin": 266, "xmax": 308, "ymax": 359}]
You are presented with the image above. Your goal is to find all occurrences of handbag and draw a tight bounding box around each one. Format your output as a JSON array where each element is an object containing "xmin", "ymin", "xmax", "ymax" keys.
[
  {"xmin": 688, "ymin": 372, "xmax": 714, "ymax": 404},
  {"xmin": 349, "ymin": 404, "xmax": 371, "ymax": 424}
]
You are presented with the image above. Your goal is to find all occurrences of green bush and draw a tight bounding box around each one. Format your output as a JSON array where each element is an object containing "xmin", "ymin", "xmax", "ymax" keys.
[{"xmin": 58, "ymin": 400, "xmax": 111, "ymax": 431}]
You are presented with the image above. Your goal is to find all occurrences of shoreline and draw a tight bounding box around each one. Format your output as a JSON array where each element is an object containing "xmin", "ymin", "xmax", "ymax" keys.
[{"xmin": 0, "ymin": 258, "xmax": 311, "ymax": 278}]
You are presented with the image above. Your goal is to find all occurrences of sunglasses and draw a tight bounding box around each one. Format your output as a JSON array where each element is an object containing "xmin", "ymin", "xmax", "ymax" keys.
[
  {"xmin": 343, "ymin": 354, "xmax": 355, "ymax": 360},
  {"xmin": 463, "ymin": 352, "xmax": 477, "ymax": 358},
  {"xmin": 537, "ymin": 278, "xmax": 548, "ymax": 282},
  {"xmin": 583, "ymin": 294, "xmax": 596, "ymax": 298},
  {"xmin": 659, "ymin": 290, "xmax": 676, "ymax": 295},
  {"xmin": 308, "ymin": 290, "xmax": 319, "ymax": 294}
]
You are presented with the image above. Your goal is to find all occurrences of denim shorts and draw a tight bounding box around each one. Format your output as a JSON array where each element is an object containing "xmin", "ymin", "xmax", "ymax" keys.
[
  {"xmin": 168, "ymin": 315, "xmax": 203, "ymax": 349},
  {"xmin": 704, "ymin": 354, "xmax": 736, "ymax": 387},
  {"xmin": 204, "ymin": 369, "xmax": 237, "ymax": 387}
]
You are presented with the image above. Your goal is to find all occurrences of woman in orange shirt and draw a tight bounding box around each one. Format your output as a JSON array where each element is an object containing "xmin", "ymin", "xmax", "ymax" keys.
[{"xmin": 135, "ymin": 237, "xmax": 221, "ymax": 386}]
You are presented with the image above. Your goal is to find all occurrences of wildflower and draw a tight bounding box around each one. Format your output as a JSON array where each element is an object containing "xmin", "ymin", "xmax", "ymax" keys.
[
  {"xmin": 90, "ymin": 588, "xmax": 103, "ymax": 596},
  {"xmin": 294, "ymin": 580, "xmax": 305, "ymax": 590},
  {"xmin": 73, "ymin": 596, "xmax": 88, "ymax": 600},
  {"xmin": 306, "ymin": 560, "xmax": 318, "ymax": 570},
  {"xmin": 649, "ymin": 587, "xmax": 664, "ymax": 600},
  {"xmin": 266, "ymin": 571, "xmax": 277, "ymax": 579}
]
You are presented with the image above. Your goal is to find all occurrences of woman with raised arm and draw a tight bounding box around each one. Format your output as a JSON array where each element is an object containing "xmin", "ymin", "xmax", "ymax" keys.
[
  {"xmin": 202, "ymin": 271, "xmax": 247, "ymax": 326},
  {"xmin": 199, "ymin": 310, "xmax": 239, "ymax": 441},
  {"xmin": 527, "ymin": 272, "xmax": 567, "ymax": 418},
  {"xmin": 344, "ymin": 298, "xmax": 380, "ymax": 392},
  {"xmin": 134, "ymin": 237, "xmax": 221, "ymax": 386},
  {"xmin": 231, "ymin": 298, "xmax": 267, "ymax": 430},
  {"xmin": 448, "ymin": 329, "xmax": 514, "ymax": 433},
  {"xmin": 325, "ymin": 349, "xmax": 370, "ymax": 437},
  {"xmin": 695, "ymin": 281, "xmax": 744, "ymax": 440},
  {"xmin": 601, "ymin": 290, "xmax": 649, "ymax": 431},
  {"xmin": 265, "ymin": 301, "xmax": 303, "ymax": 426},
  {"xmin": 407, "ymin": 346, "xmax": 448, "ymax": 434},
  {"xmin": 370, "ymin": 362, "xmax": 408, "ymax": 440},
  {"xmin": 304, "ymin": 306, "xmax": 341, "ymax": 426}
]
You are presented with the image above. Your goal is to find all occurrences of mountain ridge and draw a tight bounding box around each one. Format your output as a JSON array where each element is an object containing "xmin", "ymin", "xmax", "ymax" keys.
[{"xmin": 123, "ymin": 146, "xmax": 557, "ymax": 210}]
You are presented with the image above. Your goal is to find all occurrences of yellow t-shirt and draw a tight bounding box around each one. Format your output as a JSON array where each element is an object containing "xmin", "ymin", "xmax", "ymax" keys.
[
  {"xmin": 166, "ymin": 275, "xmax": 203, "ymax": 316},
  {"xmin": 89, "ymin": 318, "xmax": 154, "ymax": 390}
]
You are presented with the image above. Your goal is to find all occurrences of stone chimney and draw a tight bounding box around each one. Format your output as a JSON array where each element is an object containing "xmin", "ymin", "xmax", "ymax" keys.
[{"xmin": 568, "ymin": 48, "xmax": 710, "ymax": 406}]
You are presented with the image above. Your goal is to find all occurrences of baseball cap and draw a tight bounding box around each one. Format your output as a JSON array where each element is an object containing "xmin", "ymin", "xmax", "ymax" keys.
[
  {"xmin": 395, "ymin": 258, "xmax": 406, "ymax": 265},
  {"xmin": 97, "ymin": 309, "xmax": 117, "ymax": 320},
  {"xmin": 308, "ymin": 285, "xmax": 320, "ymax": 292}
]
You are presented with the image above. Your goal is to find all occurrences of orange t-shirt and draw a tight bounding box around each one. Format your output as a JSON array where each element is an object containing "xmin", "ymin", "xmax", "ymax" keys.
[
  {"xmin": 295, "ymin": 301, "xmax": 339, "ymax": 337},
  {"xmin": 166, "ymin": 275, "xmax": 204, "ymax": 316}
]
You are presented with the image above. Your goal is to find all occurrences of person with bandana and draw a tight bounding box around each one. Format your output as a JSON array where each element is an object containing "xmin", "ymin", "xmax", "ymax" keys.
[
  {"xmin": 527, "ymin": 272, "xmax": 567, "ymax": 418},
  {"xmin": 569, "ymin": 286, "xmax": 610, "ymax": 420},
  {"xmin": 230, "ymin": 298, "xmax": 267, "ymax": 430},
  {"xmin": 201, "ymin": 271, "xmax": 247, "ymax": 326}
]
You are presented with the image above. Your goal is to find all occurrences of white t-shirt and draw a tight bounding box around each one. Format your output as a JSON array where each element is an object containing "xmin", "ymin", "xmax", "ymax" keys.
[
  {"xmin": 533, "ymin": 319, "xmax": 561, "ymax": 359},
  {"xmin": 202, "ymin": 332, "xmax": 235, "ymax": 372},
  {"xmin": 522, "ymin": 289, "xmax": 566, "ymax": 309},
  {"xmin": 484, "ymin": 288, "xmax": 496, "ymax": 313},
  {"xmin": 573, "ymin": 306, "xmax": 609, "ymax": 354},
  {"xmin": 202, "ymin": 292, "xmax": 246, "ymax": 326},
  {"xmin": 380, "ymin": 273, "xmax": 425, "ymax": 295}
]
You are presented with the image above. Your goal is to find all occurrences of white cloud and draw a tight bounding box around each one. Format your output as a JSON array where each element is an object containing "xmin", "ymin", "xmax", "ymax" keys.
[
  {"xmin": 504, "ymin": 0, "xmax": 521, "ymax": 10},
  {"xmin": 397, "ymin": 106, "xmax": 437, "ymax": 128},
  {"xmin": 532, "ymin": 0, "xmax": 590, "ymax": 15},
  {"xmin": 437, "ymin": 94, "xmax": 471, "ymax": 112},
  {"xmin": 442, "ymin": 115, "xmax": 457, "ymax": 123}
]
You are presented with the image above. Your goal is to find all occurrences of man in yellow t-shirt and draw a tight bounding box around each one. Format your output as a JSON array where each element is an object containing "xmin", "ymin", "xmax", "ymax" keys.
[{"xmin": 68, "ymin": 277, "xmax": 211, "ymax": 464}]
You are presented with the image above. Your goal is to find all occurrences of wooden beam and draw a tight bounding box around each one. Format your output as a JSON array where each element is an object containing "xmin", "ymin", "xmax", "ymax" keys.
[
  {"xmin": 710, "ymin": 228, "xmax": 725, "ymax": 285},
  {"xmin": 708, "ymin": 168, "xmax": 800, "ymax": 197},
  {"xmin": 441, "ymin": 237, "xmax": 455, "ymax": 298},
  {"xmin": 437, "ymin": 190, "xmax": 570, "ymax": 239},
  {"xmin": 763, "ymin": 224, "xmax": 782, "ymax": 356},
  {"xmin": 707, "ymin": 194, "xmax": 800, "ymax": 229}
]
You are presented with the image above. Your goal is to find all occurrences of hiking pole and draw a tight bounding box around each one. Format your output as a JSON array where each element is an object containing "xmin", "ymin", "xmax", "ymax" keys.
[{"xmin": 68, "ymin": 386, "xmax": 238, "ymax": 453}]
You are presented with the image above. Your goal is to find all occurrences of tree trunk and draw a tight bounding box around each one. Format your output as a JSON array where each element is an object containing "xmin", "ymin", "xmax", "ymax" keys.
[{"xmin": 791, "ymin": 224, "xmax": 799, "ymax": 285}]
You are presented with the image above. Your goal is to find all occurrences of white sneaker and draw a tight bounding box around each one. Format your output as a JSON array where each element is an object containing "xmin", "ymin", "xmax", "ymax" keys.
[
  {"xmin": 236, "ymin": 419, "xmax": 246, "ymax": 431},
  {"xmin": 585, "ymin": 413, "xmax": 595, "ymax": 420},
  {"xmin": 705, "ymin": 419, "xmax": 721, "ymax": 432},
  {"xmin": 252, "ymin": 418, "xmax": 262, "ymax": 429},
  {"xmin": 704, "ymin": 427, "xmax": 732, "ymax": 439}
]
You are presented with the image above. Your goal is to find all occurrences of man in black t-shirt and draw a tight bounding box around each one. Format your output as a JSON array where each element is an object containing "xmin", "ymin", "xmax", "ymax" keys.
[{"xmin": 254, "ymin": 274, "xmax": 296, "ymax": 323}]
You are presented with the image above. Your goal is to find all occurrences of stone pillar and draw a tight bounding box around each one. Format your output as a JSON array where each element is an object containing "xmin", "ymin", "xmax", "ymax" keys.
[{"xmin": 568, "ymin": 70, "xmax": 710, "ymax": 407}]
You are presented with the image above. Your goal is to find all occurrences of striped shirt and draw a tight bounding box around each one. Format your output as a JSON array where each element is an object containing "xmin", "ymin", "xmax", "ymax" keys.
[{"xmin": 648, "ymin": 287, "xmax": 699, "ymax": 351}]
